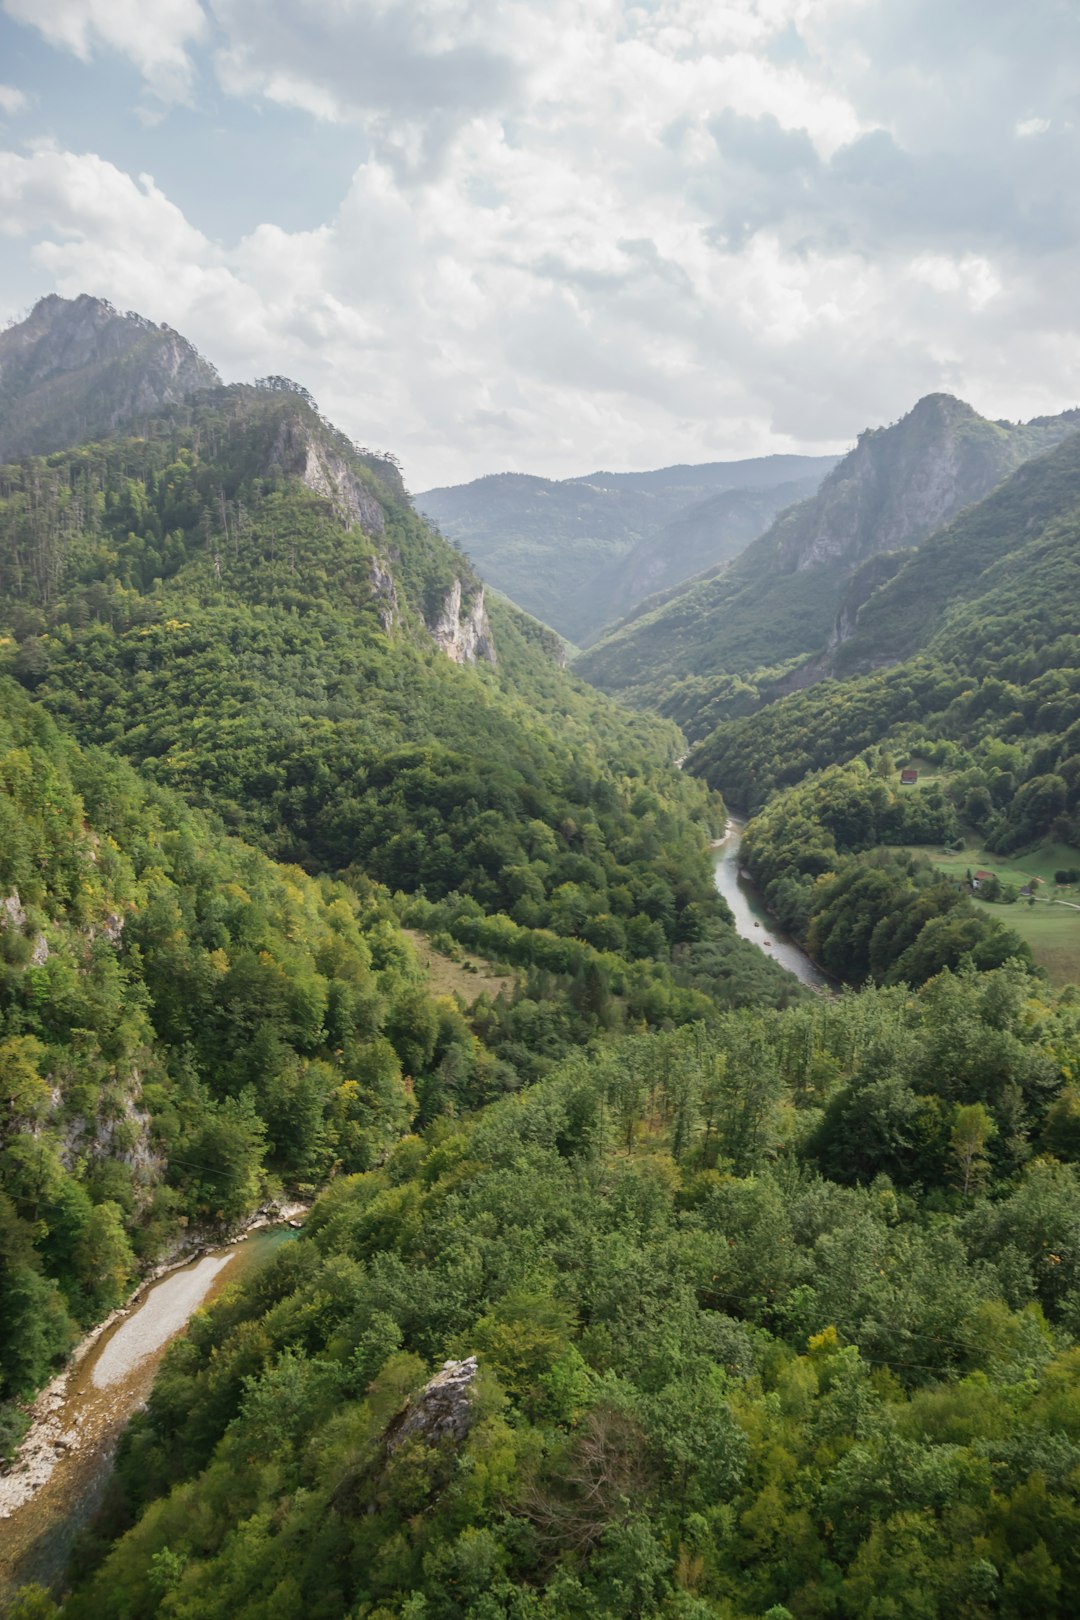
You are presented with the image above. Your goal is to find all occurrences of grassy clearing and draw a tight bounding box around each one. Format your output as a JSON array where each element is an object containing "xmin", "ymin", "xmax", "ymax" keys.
[
  {"xmin": 898, "ymin": 836, "xmax": 1080, "ymax": 897},
  {"xmin": 887, "ymin": 835, "xmax": 1080, "ymax": 987},
  {"xmin": 403, "ymin": 928, "xmax": 518, "ymax": 1006},
  {"xmin": 896, "ymin": 756, "xmax": 945, "ymax": 788},
  {"xmin": 969, "ymin": 896, "xmax": 1080, "ymax": 990}
]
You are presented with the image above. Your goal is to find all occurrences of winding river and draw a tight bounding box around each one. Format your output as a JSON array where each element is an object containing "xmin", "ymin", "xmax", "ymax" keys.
[
  {"xmin": 0, "ymin": 1225, "xmax": 295, "ymax": 1603},
  {"xmin": 713, "ymin": 818, "xmax": 832, "ymax": 992}
]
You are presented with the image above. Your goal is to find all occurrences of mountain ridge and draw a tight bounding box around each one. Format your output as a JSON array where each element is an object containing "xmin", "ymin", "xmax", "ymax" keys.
[
  {"xmin": 576, "ymin": 391, "xmax": 1080, "ymax": 711},
  {"xmin": 0, "ymin": 294, "xmax": 220, "ymax": 463},
  {"xmin": 418, "ymin": 452, "xmax": 838, "ymax": 645}
]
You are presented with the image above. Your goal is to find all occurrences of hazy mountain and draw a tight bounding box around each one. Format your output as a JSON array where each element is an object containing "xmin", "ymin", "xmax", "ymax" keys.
[
  {"xmin": 605, "ymin": 476, "xmax": 823, "ymax": 626},
  {"xmin": 417, "ymin": 453, "xmax": 837, "ymax": 645},
  {"xmin": 576, "ymin": 393, "xmax": 1080, "ymax": 711},
  {"xmin": 0, "ymin": 294, "xmax": 220, "ymax": 461}
]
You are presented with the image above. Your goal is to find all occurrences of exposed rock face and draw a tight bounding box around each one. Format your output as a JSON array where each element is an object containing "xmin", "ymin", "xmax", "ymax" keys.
[
  {"xmin": 369, "ymin": 555, "xmax": 401, "ymax": 632},
  {"xmin": 777, "ymin": 394, "xmax": 1071, "ymax": 577},
  {"xmin": 429, "ymin": 579, "xmax": 497, "ymax": 665},
  {"xmin": 0, "ymin": 294, "xmax": 219, "ymax": 461},
  {"xmin": 387, "ymin": 1357, "xmax": 479, "ymax": 1453},
  {"xmin": 2, "ymin": 890, "xmax": 27, "ymax": 929},
  {"xmin": 1, "ymin": 887, "xmax": 48, "ymax": 964},
  {"xmin": 268, "ymin": 413, "xmax": 387, "ymax": 537}
]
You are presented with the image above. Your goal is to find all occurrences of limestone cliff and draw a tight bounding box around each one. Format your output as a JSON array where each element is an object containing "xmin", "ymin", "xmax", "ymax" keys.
[
  {"xmin": 0, "ymin": 294, "xmax": 219, "ymax": 461},
  {"xmin": 429, "ymin": 579, "xmax": 497, "ymax": 665},
  {"xmin": 268, "ymin": 411, "xmax": 387, "ymax": 537}
]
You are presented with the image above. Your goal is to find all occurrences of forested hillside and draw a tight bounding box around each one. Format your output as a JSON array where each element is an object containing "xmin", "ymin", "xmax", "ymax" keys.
[
  {"xmin": 680, "ymin": 430, "xmax": 1080, "ymax": 990},
  {"xmin": 43, "ymin": 966, "xmax": 1080, "ymax": 1620},
  {"xmin": 577, "ymin": 395, "xmax": 1078, "ymax": 711},
  {"xmin": 5, "ymin": 294, "xmax": 1080, "ymax": 1620},
  {"xmin": 0, "ymin": 676, "xmax": 442, "ymax": 1449},
  {"xmin": 418, "ymin": 454, "xmax": 834, "ymax": 647},
  {"xmin": 0, "ymin": 380, "xmax": 800, "ymax": 1019}
]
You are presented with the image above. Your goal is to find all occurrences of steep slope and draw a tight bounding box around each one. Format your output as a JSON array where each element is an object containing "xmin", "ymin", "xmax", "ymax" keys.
[
  {"xmin": 0, "ymin": 368, "xmax": 801, "ymax": 1040},
  {"xmin": 418, "ymin": 453, "xmax": 835, "ymax": 645},
  {"xmin": 577, "ymin": 395, "xmax": 1078, "ymax": 710},
  {"xmin": 0, "ymin": 674, "xmax": 448, "ymax": 1431},
  {"xmin": 690, "ymin": 427, "xmax": 1080, "ymax": 814},
  {"xmin": 0, "ymin": 295, "xmax": 219, "ymax": 462},
  {"xmin": 604, "ymin": 475, "xmax": 821, "ymax": 625},
  {"xmin": 675, "ymin": 432, "xmax": 1080, "ymax": 988}
]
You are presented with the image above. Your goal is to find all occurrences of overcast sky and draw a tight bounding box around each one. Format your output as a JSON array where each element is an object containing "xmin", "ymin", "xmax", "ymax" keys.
[{"xmin": 0, "ymin": 0, "xmax": 1078, "ymax": 489}]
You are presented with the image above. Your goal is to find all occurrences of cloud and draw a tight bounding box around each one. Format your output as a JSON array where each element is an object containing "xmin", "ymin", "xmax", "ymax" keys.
[
  {"xmin": 0, "ymin": 84, "xmax": 28, "ymax": 116},
  {"xmin": 0, "ymin": 0, "xmax": 1078, "ymax": 486},
  {"xmin": 2, "ymin": 0, "xmax": 208, "ymax": 100}
]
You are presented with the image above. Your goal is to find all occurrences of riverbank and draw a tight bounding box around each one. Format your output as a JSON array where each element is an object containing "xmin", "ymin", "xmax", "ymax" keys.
[
  {"xmin": 712, "ymin": 818, "xmax": 832, "ymax": 993},
  {"xmin": 0, "ymin": 1200, "xmax": 307, "ymax": 1525}
]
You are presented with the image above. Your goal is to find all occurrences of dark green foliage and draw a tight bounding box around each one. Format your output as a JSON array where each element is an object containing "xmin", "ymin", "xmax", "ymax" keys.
[
  {"xmin": 0, "ymin": 677, "xmax": 444, "ymax": 1420},
  {"xmin": 51, "ymin": 968, "xmax": 1080, "ymax": 1619}
]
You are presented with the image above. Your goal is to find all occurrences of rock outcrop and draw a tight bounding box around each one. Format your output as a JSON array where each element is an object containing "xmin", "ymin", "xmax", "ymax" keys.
[
  {"xmin": 429, "ymin": 579, "xmax": 497, "ymax": 665},
  {"xmin": 386, "ymin": 1357, "xmax": 479, "ymax": 1454},
  {"xmin": 268, "ymin": 412, "xmax": 387, "ymax": 537},
  {"xmin": 0, "ymin": 294, "xmax": 219, "ymax": 461}
]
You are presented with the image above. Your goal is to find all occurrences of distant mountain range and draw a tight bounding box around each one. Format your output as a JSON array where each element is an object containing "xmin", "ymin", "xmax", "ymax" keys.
[
  {"xmin": 417, "ymin": 453, "xmax": 837, "ymax": 646},
  {"xmin": 576, "ymin": 393, "xmax": 1080, "ymax": 716}
]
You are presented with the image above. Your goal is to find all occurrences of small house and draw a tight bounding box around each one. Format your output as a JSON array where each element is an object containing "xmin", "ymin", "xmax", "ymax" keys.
[
  {"xmin": 972, "ymin": 869, "xmax": 993, "ymax": 889},
  {"xmin": 1019, "ymin": 884, "xmax": 1033, "ymax": 898},
  {"xmin": 900, "ymin": 767, "xmax": 918, "ymax": 785}
]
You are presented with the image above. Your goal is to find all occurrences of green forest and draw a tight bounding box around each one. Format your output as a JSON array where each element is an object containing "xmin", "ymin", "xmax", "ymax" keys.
[
  {"xmin": 4, "ymin": 297, "xmax": 1080, "ymax": 1620},
  {"xmin": 32, "ymin": 968, "xmax": 1080, "ymax": 1620}
]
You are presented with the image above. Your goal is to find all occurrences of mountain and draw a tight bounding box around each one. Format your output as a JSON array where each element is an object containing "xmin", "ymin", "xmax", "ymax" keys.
[
  {"xmin": 417, "ymin": 453, "xmax": 836, "ymax": 646},
  {"xmin": 0, "ymin": 312, "xmax": 802, "ymax": 1024},
  {"xmin": 678, "ymin": 427, "xmax": 1080, "ymax": 989},
  {"xmin": 0, "ymin": 294, "xmax": 219, "ymax": 461},
  {"xmin": 0, "ymin": 298, "xmax": 810, "ymax": 1470},
  {"xmin": 576, "ymin": 394, "xmax": 1080, "ymax": 713},
  {"xmin": 604, "ymin": 476, "xmax": 822, "ymax": 626}
]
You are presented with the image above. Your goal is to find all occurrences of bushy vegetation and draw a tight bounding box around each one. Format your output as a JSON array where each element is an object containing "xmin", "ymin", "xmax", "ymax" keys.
[
  {"xmin": 0, "ymin": 676, "xmax": 454, "ymax": 1428},
  {"xmin": 43, "ymin": 966, "xmax": 1080, "ymax": 1620},
  {"xmin": 0, "ymin": 390, "xmax": 801, "ymax": 1455}
]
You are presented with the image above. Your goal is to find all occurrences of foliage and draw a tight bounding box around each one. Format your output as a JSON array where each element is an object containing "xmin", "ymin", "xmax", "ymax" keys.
[{"xmin": 52, "ymin": 967, "xmax": 1080, "ymax": 1619}]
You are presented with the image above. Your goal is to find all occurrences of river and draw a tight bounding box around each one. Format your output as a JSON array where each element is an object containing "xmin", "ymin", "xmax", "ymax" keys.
[
  {"xmin": 0, "ymin": 1225, "xmax": 296, "ymax": 1604},
  {"xmin": 713, "ymin": 818, "xmax": 832, "ymax": 992}
]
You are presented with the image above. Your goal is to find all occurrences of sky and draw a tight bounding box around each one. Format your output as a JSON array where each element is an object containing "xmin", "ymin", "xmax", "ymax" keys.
[{"xmin": 0, "ymin": 0, "xmax": 1078, "ymax": 490}]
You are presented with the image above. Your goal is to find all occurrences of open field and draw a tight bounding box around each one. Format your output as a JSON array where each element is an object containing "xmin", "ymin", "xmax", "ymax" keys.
[
  {"xmin": 969, "ymin": 896, "xmax": 1080, "ymax": 989},
  {"xmin": 896, "ymin": 756, "xmax": 945, "ymax": 788},
  {"xmin": 889, "ymin": 836, "xmax": 1080, "ymax": 987},
  {"xmin": 898, "ymin": 836, "xmax": 1080, "ymax": 896},
  {"xmin": 402, "ymin": 929, "xmax": 519, "ymax": 1005}
]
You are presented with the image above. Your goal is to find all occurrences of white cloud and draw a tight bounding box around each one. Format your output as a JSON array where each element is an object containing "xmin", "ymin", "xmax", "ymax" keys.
[
  {"xmin": 0, "ymin": 0, "xmax": 1078, "ymax": 485},
  {"xmin": 1015, "ymin": 116, "xmax": 1051, "ymax": 137},
  {"xmin": 0, "ymin": 84, "xmax": 28, "ymax": 116},
  {"xmin": 2, "ymin": 0, "xmax": 207, "ymax": 100}
]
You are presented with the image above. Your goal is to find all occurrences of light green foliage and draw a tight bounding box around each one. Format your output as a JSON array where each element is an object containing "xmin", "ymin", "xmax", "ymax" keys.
[
  {"xmin": 0, "ymin": 678, "xmax": 445, "ymax": 1427},
  {"xmin": 51, "ymin": 972, "xmax": 1080, "ymax": 1618}
]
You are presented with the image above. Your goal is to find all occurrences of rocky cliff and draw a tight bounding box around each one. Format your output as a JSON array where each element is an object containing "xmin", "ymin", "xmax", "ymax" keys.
[
  {"xmin": 0, "ymin": 294, "xmax": 219, "ymax": 461},
  {"xmin": 429, "ymin": 579, "xmax": 497, "ymax": 665},
  {"xmin": 772, "ymin": 393, "xmax": 1072, "ymax": 577},
  {"xmin": 268, "ymin": 410, "xmax": 387, "ymax": 537},
  {"xmin": 576, "ymin": 393, "xmax": 1080, "ymax": 703}
]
